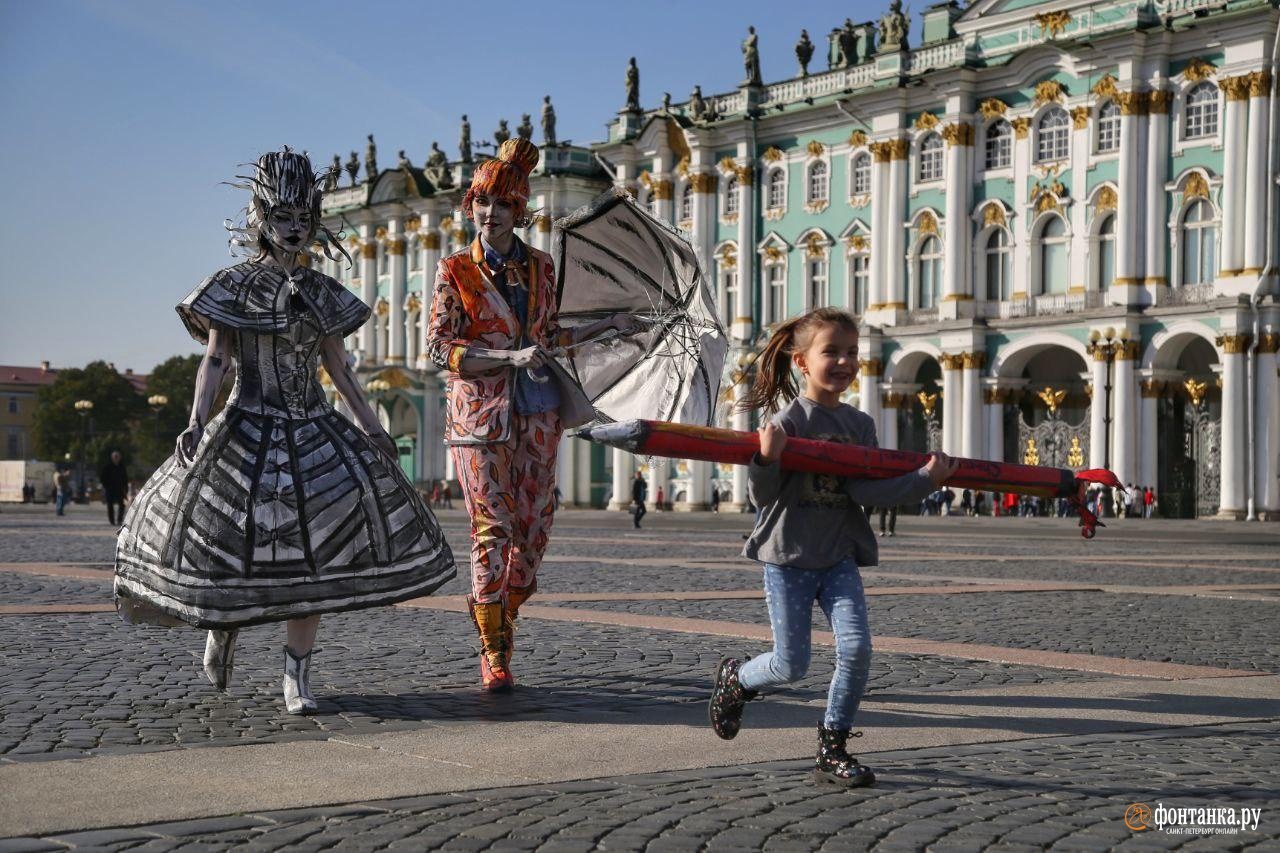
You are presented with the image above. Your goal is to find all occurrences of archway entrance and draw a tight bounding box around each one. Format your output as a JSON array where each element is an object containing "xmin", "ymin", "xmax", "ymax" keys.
[
  {"xmin": 897, "ymin": 357, "xmax": 942, "ymax": 454},
  {"xmin": 1155, "ymin": 336, "xmax": 1220, "ymax": 518},
  {"xmin": 1010, "ymin": 348, "xmax": 1090, "ymax": 469}
]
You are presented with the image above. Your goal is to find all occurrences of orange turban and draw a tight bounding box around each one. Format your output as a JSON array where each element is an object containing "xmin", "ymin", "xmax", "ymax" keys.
[{"xmin": 463, "ymin": 138, "xmax": 540, "ymax": 224}]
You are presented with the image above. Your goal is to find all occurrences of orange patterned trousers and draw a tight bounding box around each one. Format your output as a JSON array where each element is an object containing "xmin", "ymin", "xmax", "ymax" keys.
[{"xmin": 451, "ymin": 410, "xmax": 561, "ymax": 604}]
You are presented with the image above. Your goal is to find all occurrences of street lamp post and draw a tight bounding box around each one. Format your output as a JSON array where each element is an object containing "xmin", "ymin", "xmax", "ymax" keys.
[
  {"xmin": 74, "ymin": 399, "xmax": 94, "ymax": 501},
  {"xmin": 148, "ymin": 394, "xmax": 169, "ymax": 439}
]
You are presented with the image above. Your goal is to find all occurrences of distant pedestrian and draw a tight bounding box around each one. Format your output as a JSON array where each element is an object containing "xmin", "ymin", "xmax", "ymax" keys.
[
  {"xmin": 100, "ymin": 450, "xmax": 129, "ymax": 526},
  {"xmin": 430, "ymin": 481, "xmax": 442, "ymax": 509},
  {"xmin": 553, "ymin": 486, "xmax": 563, "ymax": 511},
  {"xmin": 441, "ymin": 480, "xmax": 453, "ymax": 509},
  {"xmin": 53, "ymin": 468, "xmax": 71, "ymax": 516},
  {"xmin": 974, "ymin": 491, "xmax": 986, "ymax": 516},
  {"xmin": 1124, "ymin": 484, "xmax": 1136, "ymax": 519},
  {"xmin": 943, "ymin": 487, "xmax": 955, "ymax": 516},
  {"xmin": 960, "ymin": 489, "xmax": 972, "ymax": 516},
  {"xmin": 877, "ymin": 505, "xmax": 897, "ymax": 537},
  {"xmin": 631, "ymin": 470, "xmax": 648, "ymax": 528},
  {"xmin": 1144, "ymin": 486, "xmax": 1155, "ymax": 518},
  {"xmin": 655, "ymin": 486, "xmax": 665, "ymax": 511},
  {"xmin": 711, "ymin": 487, "xmax": 721, "ymax": 513}
]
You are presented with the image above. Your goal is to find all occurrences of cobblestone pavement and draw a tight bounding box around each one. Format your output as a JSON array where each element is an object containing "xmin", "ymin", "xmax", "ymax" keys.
[
  {"xmin": 1, "ymin": 505, "xmax": 1278, "ymax": 849},
  {"xmin": 5, "ymin": 723, "xmax": 1279, "ymax": 851}
]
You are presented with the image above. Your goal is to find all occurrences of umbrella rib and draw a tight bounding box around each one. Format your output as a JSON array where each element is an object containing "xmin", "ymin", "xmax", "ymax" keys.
[{"xmin": 561, "ymin": 231, "xmax": 677, "ymax": 308}]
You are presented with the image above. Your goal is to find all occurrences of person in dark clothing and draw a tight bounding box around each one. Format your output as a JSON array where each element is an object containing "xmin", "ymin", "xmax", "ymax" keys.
[
  {"xmin": 876, "ymin": 505, "xmax": 897, "ymax": 537},
  {"xmin": 100, "ymin": 451, "xmax": 129, "ymax": 526},
  {"xmin": 631, "ymin": 470, "xmax": 648, "ymax": 528}
]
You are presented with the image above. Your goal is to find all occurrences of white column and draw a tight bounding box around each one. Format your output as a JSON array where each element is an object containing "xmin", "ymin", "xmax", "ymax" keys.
[
  {"xmin": 880, "ymin": 397, "xmax": 900, "ymax": 450},
  {"xmin": 555, "ymin": 433, "xmax": 574, "ymax": 504},
  {"xmin": 1218, "ymin": 337, "xmax": 1247, "ymax": 516},
  {"xmin": 574, "ymin": 438, "xmax": 592, "ymax": 508},
  {"xmin": 1244, "ymin": 77, "xmax": 1270, "ymax": 274},
  {"xmin": 1145, "ymin": 91, "xmax": 1170, "ymax": 287},
  {"xmin": 1220, "ymin": 82, "xmax": 1248, "ymax": 275},
  {"xmin": 422, "ymin": 376, "xmax": 445, "ymax": 482},
  {"xmin": 941, "ymin": 125, "xmax": 971, "ymax": 314},
  {"xmin": 609, "ymin": 447, "xmax": 634, "ymax": 511},
  {"xmin": 1256, "ymin": 340, "xmax": 1280, "ymax": 518},
  {"xmin": 388, "ymin": 216, "xmax": 406, "ymax": 362},
  {"xmin": 1011, "ymin": 120, "xmax": 1031, "ymax": 298},
  {"xmin": 961, "ymin": 353, "xmax": 982, "ymax": 458},
  {"xmin": 886, "ymin": 141, "xmax": 908, "ymax": 308},
  {"xmin": 985, "ymin": 388, "xmax": 1004, "ymax": 462},
  {"xmin": 735, "ymin": 148, "xmax": 755, "ymax": 340},
  {"xmin": 1089, "ymin": 352, "xmax": 1109, "ymax": 470},
  {"xmin": 869, "ymin": 147, "xmax": 891, "ymax": 308},
  {"xmin": 941, "ymin": 355, "xmax": 962, "ymax": 455},
  {"xmin": 1111, "ymin": 347, "xmax": 1137, "ymax": 485},
  {"xmin": 1138, "ymin": 377, "xmax": 1159, "ymax": 492},
  {"xmin": 859, "ymin": 360, "xmax": 883, "ymax": 438},
  {"xmin": 1114, "ymin": 97, "xmax": 1142, "ymax": 303},
  {"xmin": 359, "ymin": 221, "xmax": 376, "ymax": 357},
  {"xmin": 680, "ymin": 153, "xmax": 717, "ymax": 511},
  {"xmin": 1069, "ymin": 106, "xmax": 1089, "ymax": 293}
]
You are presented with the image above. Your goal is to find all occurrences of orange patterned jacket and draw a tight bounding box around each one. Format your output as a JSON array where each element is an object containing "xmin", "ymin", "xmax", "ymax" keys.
[{"xmin": 426, "ymin": 237, "xmax": 570, "ymax": 445}]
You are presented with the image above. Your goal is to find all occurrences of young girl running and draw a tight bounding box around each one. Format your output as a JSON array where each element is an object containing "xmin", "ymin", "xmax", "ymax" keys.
[{"xmin": 709, "ymin": 307, "xmax": 958, "ymax": 787}]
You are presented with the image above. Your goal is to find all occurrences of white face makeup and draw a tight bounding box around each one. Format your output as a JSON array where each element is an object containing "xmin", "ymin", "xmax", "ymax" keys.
[
  {"xmin": 470, "ymin": 194, "xmax": 516, "ymax": 249},
  {"xmin": 265, "ymin": 205, "xmax": 313, "ymax": 256}
]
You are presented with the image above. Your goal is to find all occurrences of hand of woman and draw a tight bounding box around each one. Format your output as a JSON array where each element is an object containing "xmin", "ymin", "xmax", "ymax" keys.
[
  {"xmin": 175, "ymin": 425, "xmax": 203, "ymax": 468},
  {"xmin": 757, "ymin": 422, "xmax": 787, "ymax": 464},
  {"xmin": 509, "ymin": 346, "xmax": 549, "ymax": 370},
  {"xmin": 923, "ymin": 451, "xmax": 960, "ymax": 486}
]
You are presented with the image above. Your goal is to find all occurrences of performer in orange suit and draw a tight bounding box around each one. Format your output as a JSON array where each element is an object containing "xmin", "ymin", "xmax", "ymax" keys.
[{"xmin": 426, "ymin": 138, "xmax": 632, "ymax": 691}]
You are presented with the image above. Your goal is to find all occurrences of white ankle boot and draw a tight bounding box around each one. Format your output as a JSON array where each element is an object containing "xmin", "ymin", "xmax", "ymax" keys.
[
  {"xmin": 283, "ymin": 646, "xmax": 317, "ymax": 715},
  {"xmin": 202, "ymin": 629, "xmax": 238, "ymax": 690}
]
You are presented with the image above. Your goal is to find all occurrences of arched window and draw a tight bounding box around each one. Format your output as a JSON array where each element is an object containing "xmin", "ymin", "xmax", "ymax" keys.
[
  {"xmin": 1096, "ymin": 101, "xmax": 1121, "ymax": 153},
  {"xmin": 767, "ymin": 262, "xmax": 787, "ymax": 323},
  {"xmin": 1185, "ymin": 83, "xmax": 1218, "ymax": 139},
  {"xmin": 807, "ymin": 256, "xmax": 828, "ymax": 308},
  {"xmin": 679, "ymin": 184, "xmax": 693, "ymax": 221},
  {"xmin": 849, "ymin": 247, "xmax": 870, "ymax": 314},
  {"xmin": 985, "ymin": 120, "xmax": 1012, "ymax": 170},
  {"xmin": 1180, "ymin": 199, "xmax": 1217, "ymax": 285},
  {"xmin": 723, "ymin": 175, "xmax": 739, "ymax": 216},
  {"xmin": 984, "ymin": 228, "xmax": 1012, "ymax": 301},
  {"xmin": 807, "ymin": 161, "xmax": 828, "ymax": 204},
  {"xmin": 1036, "ymin": 107, "xmax": 1070, "ymax": 163},
  {"xmin": 918, "ymin": 133, "xmax": 944, "ymax": 182},
  {"xmin": 1038, "ymin": 216, "xmax": 1069, "ymax": 294},
  {"xmin": 1096, "ymin": 214, "xmax": 1116, "ymax": 290},
  {"xmin": 917, "ymin": 236, "xmax": 943, "ymax": 309},
  {"xmin": 767, "ymin": 169, "xmax": 786, "ymax": 210},
  {"xmin": 719, "ymin": 265, "xmax": 738, "ymax": 325},
  {"xmin": 851, "ymin": 153, "xmax": 871, "ymax": 195}
]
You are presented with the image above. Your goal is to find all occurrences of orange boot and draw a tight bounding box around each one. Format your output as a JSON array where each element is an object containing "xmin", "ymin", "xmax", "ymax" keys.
[
  {"xmin": 503, "ymin": 585, "xmax": 535, "ymax": 677},
  {"xmin": 467, "ymin": 596, "xmax": 513, "ymax": 692}
]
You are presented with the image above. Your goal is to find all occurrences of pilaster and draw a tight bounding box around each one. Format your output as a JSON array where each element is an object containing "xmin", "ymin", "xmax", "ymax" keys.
[
  {"xmin": 940, "ymin": 121, "xmax": 973, "ymax": 318},
  {"xmin": 1243, "ymin": 72, "xmax": 1272, "ymax": 276},
  {"xmin": 1217, "ymin": 331, "xmax": 1250, "ymax": 517},
  {"xmin": 960, "ymin": 351, "xmax": 984, "ymax": 458},
  {"xmin": 940, "ymin": 353, "xmax": 964, "ymax": 455},
  {"xmin": 387, "ymin": 214, "xmax": 406, "ymax": 362},
  {"xmin": 1219, "ymin": 77, "xmax": 1249, "ymax": 276}
]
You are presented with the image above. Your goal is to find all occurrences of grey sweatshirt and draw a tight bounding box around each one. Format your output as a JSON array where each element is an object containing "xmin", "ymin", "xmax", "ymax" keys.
[{"xmin": 742, "ymin": 396, "xmax": 935, "ymax": 570}]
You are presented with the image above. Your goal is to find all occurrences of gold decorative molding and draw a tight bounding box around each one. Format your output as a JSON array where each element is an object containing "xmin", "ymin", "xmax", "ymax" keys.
[
  {"xmin": 1116, "ymin": 90, "xmax": 1148, "ymax": 116},
  {"xmin": 764, "ymin": 208, "xmax": 785, "ymax": 221},
  {"xmin": 1012, "ymin": 117, "xmax": 1031, "ymax": 139},
  {"xmin": 806, "ymin": 140, "xmax": 825, "ymax": 157},
  {"xmin": 689, "ymin": 172, "xmax": 718, "ymax": 193},
  {"xmin": 1033, "ymin": 80, "xmax": 1066, "ymax": 106},
  {"xmin": 1248, "ymin": 71, "xmax": 1273, "ymax": 98},
  {"xmin": 882, "ymin": 391, "xmax": 908, "ymax": 409},
  {"xmin": 804, "ymin": 200, "xmax": 830, "ymax": 214},
  {"xmin": 940, "ymin": 353, "xmax": 966, "ymax": 371},
  {"xmin": 718, "ymin": 156, "xmax": 737, "ymax": 173},
  {"xmin": 734, "ymin": 165, "xmax": 754, "ymax": 185},
  {"xmin": 675, "ymin": 156, "xmax": 690, "ymax": 178},
  {"xmin": 1181, "ymin": 58, "xmax": 1216, "ymax": 83},
  {"xmin": 982, "ymin": 203, "xmax": 1007, "ymax": 228},
  {"xmin": 422, "ymin": 232, "xmax": 441, "ymax": 250},
  {"xmin": 763, "ymin": 245, "xmax": 786, "ymax": 262},
  {"xmin": 890, "ymin": 138, "xmax": 910, "ymax": 160},
  {"xmin": 1091, "ymin": 74, "xmax": 1119, "ymax": 99},
  {"xmin": 386, "ymin": 238, "xmax": 406, "ymax": 255},
  {"xmin": 848, "ymin": 130, "xmax": 868, "ymax": 147},
  {"xmin": 1220, "ymin": 75, "xmax": 1252, "ymax": 102},
  {"xmin": 360, "ymin": 243, "xmax": 377, "ymax": 259},
  {"xmin": 1216, "ymin": 333, "xmax": 1251, "ymax": 354},
  {"xmin": 847, "ymin": 234, "xmax": 869, "ymax": 251},
  {"xmin": 1023, "ymin": 438, "xmax": 1041, "ymax": 466},
  {"xmin": 941, "ymin": 122, "xmax": 974, "ymax": 146},
  {"xmin": 979, "ymin": 98, "xmax": 1008, "ymax": 120},
  {"xmin": 1035, "ymin": 193, "xmax": 1061, "ymax": 214},
  {"xmin": 914, "ymin": 112, "xmax": 940, "ymax": 131},
  {"xmin": 804, "ymin": 232, "xmax": 828, "ymax": 259},
  {"xmin": 650, "ymin": 180, "xmax": 674, "ymax": 200},
  {"xmin": 1095, "ymin": 186, "xmax": 1118, "ymax": 211},
  {"xmin": 719, "ymin": 245, "xmax": 738, "ymax": 268},
  {"xmin": 374, "ymin": 226, "xmax": 388, "ymax": 241},
  {"xmin": 848, "ymin": 195, "xmax": 870, "ymax": 209},
  {"xmin": 1071, "ymin": 106, "xmax": 1090, "ymax": 129},
  {"xmin": 858, "ymin": 358, "xmax": 883, "ymax": 377},
  {"xmin": 1066, "ymin": 436, "xmax": 1084, "ymax": 468},
  {"xmin": 346, "ymin": 233, "xmax": 360, "ymax": 247},
  {"xmin": 404, "ymin": 293, "xmax": 422, "ymax": 314},
  {"xmin": 1033, "ymin": 10, "xmax": 1072, "ymax": 39},
  {"xmin": 439, "ymin": 216, "xmax": 454, "ymax": 231},
  {"xmin": 1036, "ymin": 387, "xmax": 1066, "ymax": 413},
  {"xmin": 405, "ymin": 215, "xmax": 422, "ymax": 231},
  {"xmin": 917, "ymin": 391, "xmax": 940, "ymax": 416},
  {"xmin": 762, "ymin": 146, "xmax": 784, "ymax": 163},
  {"xmin": 1140, "ymin": 379, "xmax": 1164, "ymax": 398},
  {"xmin": 451, "ymin": 228, "xmax": 468, "ymax": 244},
  {"xmin": 1183, "ymin": 378, "xmax": 1209, "ymax": 407},
  {"xmin": 1148, "ymin": 90, "xmax": 1172, "ymax": 114},
  {"xmin": 962, "ymin": 351, "xmax": 987, "ymax": 370},
  {"xmin": 1115, "ymin": 341, "xmax": 1140, "ymax": 360},
  {"xmin": 1256, "ymin": 332, "xmax": 1279, "ymax": 354},
  {"xmin": 1182, "ymin": 172, "xmax": 1210, "ymax": 199},
  {"xmin": 870, "ymin": 141, "xmax": 895, "ymax": 163},
  {"xmin": 917, "ymin": 211, "xmax": 939, "ymax": 235},
  {"xmin": 374, "ymin": 298, "xmax": 390, "ymax": 317},
  {"xmin": 638, "ymin": 170, "xmax": 653, "ymax": 189}
]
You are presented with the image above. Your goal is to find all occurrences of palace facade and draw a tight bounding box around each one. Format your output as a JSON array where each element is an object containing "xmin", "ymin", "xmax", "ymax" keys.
[{"xmin": 320, "ymin": 0, "xmax": 1280, "ymax": 519}]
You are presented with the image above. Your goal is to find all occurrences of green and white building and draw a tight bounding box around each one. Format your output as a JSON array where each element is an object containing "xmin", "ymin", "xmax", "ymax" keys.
[{"xmin": 323, "ymin": 0, "xmax": 1280, "ymax": 519}]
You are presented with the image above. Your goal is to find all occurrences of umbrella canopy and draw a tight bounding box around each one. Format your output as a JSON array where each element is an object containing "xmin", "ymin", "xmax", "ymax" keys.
[{"xmin": 552, "ymin": 188, "xmax": 727, "ymax": 426}]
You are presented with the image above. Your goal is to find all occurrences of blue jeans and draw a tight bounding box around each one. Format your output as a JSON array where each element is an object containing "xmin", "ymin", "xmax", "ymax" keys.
[
  {"xmin": 738, "ymin": 557, "xmax": 872, "ymax": 730},
  {"xmin": 55, "ymin": 490, "xmax": 68, "ymax": 516}
]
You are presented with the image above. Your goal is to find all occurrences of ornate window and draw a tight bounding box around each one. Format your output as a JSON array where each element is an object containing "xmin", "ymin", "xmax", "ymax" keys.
[
  {"xmin": 806, "ymin": 258, "xmax": 828, "ymax": 309},
  {"xmin": 1180, "ymin": 199, "xmax": 1217, "ymax": 285},
  {"xmin": 720, "ymin": 267, "xmax": 738, "ymax": 325},
  {"xmin": 918, "ymin": 133, "xmax": 944, "ymax": 182},
  {"xmin": 984, "ymin": 229, "xmax": 1012, "ymax": 301},
  {"xmin": 1036, "ymin": 107, "xmax": 1070, "ymax": 163},
  {"xmin": 851, "ymin": 153, "xmax": 871, "ymax": 195},
  {"xmin": 767, "ymin": 169, "xmax": 786, "ymax": 210},
  {"xmin": 916, "ymin": 236, "xmax": 943, "ymax": 309},
  {"xmin": 1095, "ymin": 214, "xmax": 1116, "ymax": 290},
  {"xmin": 1096, "ymin": 101, "xmax": 1121, "ymax": 153},
  {"xmin": 849, "ymin": 251, "xmax": 870, "ymax": 314},
  {"xmin": 723, "ymin": 175, "xmax": 739, "ymax": 216},
  {"xmin": 1184, "ymin": 83, "xmax": 1218, "ymax": 140},
  {"xmin": 1037, "ymin": 215, "xmax": 1069, "ymax": 294},
  {"xmin": 984, "ymin": 120, "xmax": 1012, "ymax": 170},
  {"xmin": 807, "ymin": 161, "xmax": 829, "ymax": 204},
  {"xmin": 679, "ymin": 184, "xmax": 694, "ymax": 222},
  {"xmin": 767, "ymin": 263, "xmax": 787, "ymax": 323}
]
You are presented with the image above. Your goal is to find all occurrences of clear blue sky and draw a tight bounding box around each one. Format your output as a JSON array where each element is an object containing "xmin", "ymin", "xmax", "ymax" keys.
[{"xmin": 0, "ymin": 0, "xmax": 883, "ymax": 373}]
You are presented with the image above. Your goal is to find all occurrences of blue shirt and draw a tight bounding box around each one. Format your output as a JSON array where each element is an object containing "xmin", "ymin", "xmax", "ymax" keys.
[{"xmin": 482, "ymin": 238, "xmax": 561, "ymax": 416}]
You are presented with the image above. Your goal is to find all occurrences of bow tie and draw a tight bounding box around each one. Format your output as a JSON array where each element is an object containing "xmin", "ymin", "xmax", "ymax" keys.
[{"xmin": 490, "ymin": 258, "xmax": 528, "ymax": 288}]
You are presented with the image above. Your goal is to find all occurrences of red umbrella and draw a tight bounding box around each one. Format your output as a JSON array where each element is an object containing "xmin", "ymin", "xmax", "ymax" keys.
[{"xmin": 577, "ymin": 419, "xmax": 1123, "ymax": 539}]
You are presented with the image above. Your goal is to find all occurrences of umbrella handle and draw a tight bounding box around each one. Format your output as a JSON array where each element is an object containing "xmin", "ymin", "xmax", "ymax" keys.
[{"xmin": 527, "ymin": 368, "xmax": 550, "ymax": 384}]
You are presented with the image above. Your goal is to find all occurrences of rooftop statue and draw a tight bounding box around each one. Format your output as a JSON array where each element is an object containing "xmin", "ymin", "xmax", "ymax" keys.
[{"xmin": 795, "ymin": 29, "xmax": 814, "ymax": 78}]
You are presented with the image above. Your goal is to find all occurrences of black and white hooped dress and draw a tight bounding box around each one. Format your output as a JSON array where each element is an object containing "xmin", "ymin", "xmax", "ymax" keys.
[{"xmin": 114, "ymin": 261, "xmax": 456, "ymax": 629}]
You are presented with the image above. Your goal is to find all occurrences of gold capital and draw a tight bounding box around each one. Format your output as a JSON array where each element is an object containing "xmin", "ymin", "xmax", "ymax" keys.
[
  {"xmin": 361, "ymin": 243, "xmax": 377, "ymax": 259},
  {"xmin": 858, "ymin": 358, "xmax": 883, "ymax": 377},
  {"xmin": 979, "ymin": 98, "xmax": 1008, "ymax": 120},
  {"xmin": 1012, "ymin": 117, "xmax": 1031, "ymax": 139},
  {"xmin": 942, "ymin": 122, "xmax": 974, "ymax": 146},
  {"xmin": 962, "ymin": 351, "xmax": 987, "ymax": 370},
  {"xmin": 1216, "ymin": 333, "xmax": 1251, "ymax": 354}
]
